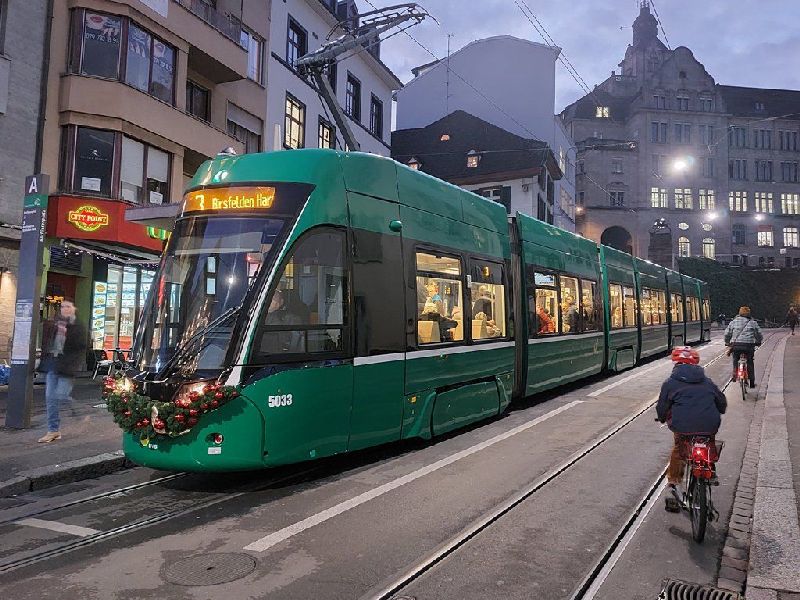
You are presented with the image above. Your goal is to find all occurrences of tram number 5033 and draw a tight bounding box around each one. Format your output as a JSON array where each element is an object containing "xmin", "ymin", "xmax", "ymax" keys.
[{"xmin": 268, "ymin": 394, "xmax": 293, "ymax": 408}]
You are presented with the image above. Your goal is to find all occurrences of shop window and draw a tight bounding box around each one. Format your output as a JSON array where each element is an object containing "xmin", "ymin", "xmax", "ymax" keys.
[
  {"xmin": 529, "ymin": 271, "xmax": 558, "ymax": 336},
  {"xmin": 623, "ymin": 286, "xmax": 637, "ymax": 328},
  {"xmin": 256, "ymin": 229, "xmax": 348, "ymax": 357},
  {"xmin": 581, "ymin": 279, "xmax": 599, "ymax": 331},
  {"xmin": 72, "ymin": 10, "xmax": 174, "ymax": 105},
  {"xmin": 560, "ymin": 275, "xmax": 580, "ymax": 333},
  {"xmin": 609, "ymin": 284, "xmax": 623, "ymax": 329},
  {"xmin": 415, "ymin": 251, "xmax": 463, "ymax": 344},
  {"xmin": 470, "ymin": 261, "xmax": 506, "ymax": 340},
  {"xmin": 73, "ymin": 127, "xmax": 115, "ymax": 196}
]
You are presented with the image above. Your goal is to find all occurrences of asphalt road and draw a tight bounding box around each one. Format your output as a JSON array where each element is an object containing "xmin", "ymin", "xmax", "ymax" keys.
[{"xmin": 0, "ymin": 333, "xmax": 781, "ymax": 599}]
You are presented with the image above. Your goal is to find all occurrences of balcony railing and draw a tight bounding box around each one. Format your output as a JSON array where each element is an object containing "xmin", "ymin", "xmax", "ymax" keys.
[{"xmin": 172, "ymin": 0, "xmax": 243, "ymax": 46}]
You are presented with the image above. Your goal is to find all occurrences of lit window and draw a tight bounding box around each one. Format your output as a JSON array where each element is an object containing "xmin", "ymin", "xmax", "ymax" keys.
[
  {"xmin": 699, "ymin": 189, "xmax": 715, "ymax": 210},
  {"xmin": 758, "ymin": 229, "xmax": 774, "ymax": 247},
  {"xmin": 674, "ymin": 188, "xmax": 693, "ymax": 209},
  {"xmin": 781, "ymin": 193, "xmax": 800, "ymax": 215},
  {"xmin": 702, "ymin": 238, "xmax": 716, "ymax": 259},
  {"xmin": 595, "ymin": 106, "xmax": 610, "ymax": 118},
  {"xmin": 467, "ymin": 150, "xmax": 480, "ymax": 168},
  {"xmin": 729, "ymin": 191, "xmax": 748, "ymax": 212},
  {"xmin": 702, "ymin": 223, "xmax": 712, "ymax": 232},
  {"xmin": 754, "ymin": 192, "xmax": 774, "ymax": 213},
  {"xmin": 650, "ymin": 187, "xmax": 667, "ymax": 208},
  {"xmin": 784, "ymin": 227, "xmax": 799, "ymax": 248},
  {"xmin": 407, "ymin": 157, "xmax": 421, "ymax": 171},
  {"xmin": 678, "ymin": 222, "xmax": 689, "ymax": 230},
  {"xmin": 440, "ymin": 134, "xmax": 450, "ymax": 141},
  {"xmin": 678, "ymin": 237, "xmax": 690, "ymax": 257}
]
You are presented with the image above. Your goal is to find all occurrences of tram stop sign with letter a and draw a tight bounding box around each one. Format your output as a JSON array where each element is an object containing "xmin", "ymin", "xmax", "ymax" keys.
[{"xmin": 5, "ymin": 174, "xmax": 49, "ymax": 429}]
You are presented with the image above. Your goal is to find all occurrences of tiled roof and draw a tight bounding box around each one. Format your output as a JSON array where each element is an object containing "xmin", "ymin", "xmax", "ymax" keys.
[
  {"xmin": 718, "ymin": 85, "xmax": 800, "ymax": 120},
  {"xmin": 391, "ymin": 110, "xmax": 559, "ymax": 183}
]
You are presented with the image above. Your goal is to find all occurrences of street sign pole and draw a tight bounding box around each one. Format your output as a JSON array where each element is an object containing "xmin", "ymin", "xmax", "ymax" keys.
[{"xmin": 5, "ymin": 174, "xmax": 49, "ymax": 429}]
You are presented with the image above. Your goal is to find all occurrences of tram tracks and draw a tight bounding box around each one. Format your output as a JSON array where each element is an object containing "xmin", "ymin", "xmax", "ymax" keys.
[{"xmin": 366, "ymin": 337, "xmax": 762, "ymax": 600}]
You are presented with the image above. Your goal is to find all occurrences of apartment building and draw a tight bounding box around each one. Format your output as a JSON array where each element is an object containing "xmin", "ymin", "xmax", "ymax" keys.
[
  {"xmin": 266, "ymin": 0, "xmax": 401, "ymax": 155},
  {"xmin": 560, "ymin": 1, "xmax": 800, "ymax": 269},
  {"xmin": 33, "ymin": 0, "xmax": 268, "ymax": 353}
]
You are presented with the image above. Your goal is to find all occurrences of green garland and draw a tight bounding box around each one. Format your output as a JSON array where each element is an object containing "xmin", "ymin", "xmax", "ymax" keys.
[{"xmin": 103, "ymin": 375, "xmax": 240, "ymax": 439}]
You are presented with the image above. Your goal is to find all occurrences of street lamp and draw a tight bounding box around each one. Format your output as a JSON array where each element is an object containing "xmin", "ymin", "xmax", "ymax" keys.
[{"xmin": 672, "ymin": 156, "xmax": 695, "ymax": 173}]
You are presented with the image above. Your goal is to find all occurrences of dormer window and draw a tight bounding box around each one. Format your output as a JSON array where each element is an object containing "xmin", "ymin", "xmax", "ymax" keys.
[
  {"xmin": 595, "ymin": 106, "xmax": 610, "ymax": 118},
  {"xmin": 755, "ymin": 101, "xmax": 766, "ymax": 112},
  {"xmin": 467, "ymin": 150, "xmax": 480, "ymax": 168},
  {"xmin": 407, "ymin": 157, "xmax": 421, "ymax": 170},
  {"xmin": 440, "ymin": 133, "xmax": 450, "ymax": 141}
]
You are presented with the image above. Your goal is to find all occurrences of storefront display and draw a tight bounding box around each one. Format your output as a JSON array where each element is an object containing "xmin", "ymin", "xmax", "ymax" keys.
[{"xmin": 92, "ymin": 265, "xmax": 155, "ymax": 351}]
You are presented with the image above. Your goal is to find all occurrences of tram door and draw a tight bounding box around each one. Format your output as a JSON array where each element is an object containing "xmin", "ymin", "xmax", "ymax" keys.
[
  {"xmin": 252, "ymin": 228, "xmax": 354, "ymax": 464},
  {"xmin": 347, "ymin": 194, "xmax": 406, "ymax": 451}
]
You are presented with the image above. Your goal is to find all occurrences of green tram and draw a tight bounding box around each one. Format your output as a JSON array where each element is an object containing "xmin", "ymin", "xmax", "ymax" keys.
[{"xmin": 122, "ymin": 150, "xmax": 711, "ymax": 471}]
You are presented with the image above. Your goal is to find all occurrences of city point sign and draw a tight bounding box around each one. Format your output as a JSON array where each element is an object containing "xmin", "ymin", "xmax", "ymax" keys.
[{"xmin": 68, "ymin": 205, "xmax": 110, "ymax": 232}]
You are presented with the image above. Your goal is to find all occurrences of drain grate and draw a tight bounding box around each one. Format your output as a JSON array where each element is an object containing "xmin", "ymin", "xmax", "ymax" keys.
[
  {"xmin": 162, "ymin": 553, "xmax": 257, "ymax": 586},
  {"xmin": 659, "ymin": 579, "xmax": 741, "ymax": 600}
]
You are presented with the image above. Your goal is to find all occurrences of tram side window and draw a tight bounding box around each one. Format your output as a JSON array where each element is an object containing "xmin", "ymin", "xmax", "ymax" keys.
[
  {"xmin": 609, "ymin": 284, "xmax": 623, "ymax": 329},
  {"xmin": 470, "ymin": 260, "xmax": 506, "ymax": 340},
  {"xmin": 640, "ymin": 288, "xmax": 653, "ymax": 326},
  {"xmin": 623, "ymin": 286, "xmax": 637, "ymax": 328},
  {"xmin": 703, "ymin": 299, "xmax": 710, "ymax": 321},
  {"xmin": 653, "ymin": 290, "xmax": 666, "ymax": 325},
  {"xmin": 560, "ymin": 276, "xmax": 580, "ymax": 333},
  {"xmin": 530, "ymin": 271, "xmax": 559, "ymax": 335},
  {"xmin": 254, "ymin": 229, "xmax": 348, "ymax": 360},
  {"xmin": 690, "ymin": 297, "xmax": 700, "ymax": 321},
  {"xmin": 671, "ymin": 294, "xmax": 684, "ymax": 323},
  {"xmin": 581, "ymin": 279, "xmax": 599, "ymax": 332},
  {"xmin": 416, "ymin": 251, "xmax": 464, "ymax": 344}
]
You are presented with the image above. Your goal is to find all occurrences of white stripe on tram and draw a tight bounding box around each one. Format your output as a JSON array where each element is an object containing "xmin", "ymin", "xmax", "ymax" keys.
[{"xmin": 243, "ymin": 399, "xmax": 584, "ymax": 553}]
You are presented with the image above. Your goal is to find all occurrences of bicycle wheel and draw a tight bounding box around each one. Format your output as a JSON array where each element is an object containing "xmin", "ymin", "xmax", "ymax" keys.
[
  {"xmin": 740, "ymin": 375, "xmax": 747, "ymax": 401},
  {"xmin": 689, "ymin": 476, "xmax": 709, "ymax": 543}
]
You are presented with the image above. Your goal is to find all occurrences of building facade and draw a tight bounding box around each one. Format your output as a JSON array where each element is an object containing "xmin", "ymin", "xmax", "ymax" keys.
[
  {"xmin": 266, "ymin": 0, "xmax": 400, "ymax": 155},
  {"xmin": 395, "ymin": 35, "xmax": 576, "ymax": 231},
  {"xmin": 561, "ymin": 1, "xmax": 800, "ymax": 269},
  {"xmin": 392, "ymin": 111, "xmax": 562, "ymax": 222},
  {"xmin": 34, "ymin": 0, "xmax": 268, "ymax": 356},
  {"xmin": 0, "ymin": 0, "xmax": 50, "ymax": 360}
]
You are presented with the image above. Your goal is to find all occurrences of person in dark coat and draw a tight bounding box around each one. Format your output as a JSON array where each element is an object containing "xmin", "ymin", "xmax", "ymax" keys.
[
  {"xmin": 38, "ymin": 300, "xmax": 87, "ymax": 443},
  {"xmin": 786, "ymin": 306, "xmax": 798, "ymax": 335},
  {"xmin": 656, "ymin": 346, "xmax": 727, "ymax": 511}
]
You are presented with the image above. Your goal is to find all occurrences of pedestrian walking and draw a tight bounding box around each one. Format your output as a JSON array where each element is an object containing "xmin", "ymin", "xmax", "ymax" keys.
[
  {"xmin": 785, "ymin": 306, "xmax": 798, "ymax": 335},
  {"xmin": 37, "ymin": 300, "xmax": 87, "ymax": 443}
]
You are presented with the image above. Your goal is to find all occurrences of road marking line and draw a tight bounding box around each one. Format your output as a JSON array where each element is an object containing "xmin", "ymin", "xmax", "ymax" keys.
[
  {"xmin": 17, "ymin": 518, "xmax": 100, "ymax": 537},
  {"xmin": 243, "ymin": 399, "xmax": 584, "ymax": 553}
]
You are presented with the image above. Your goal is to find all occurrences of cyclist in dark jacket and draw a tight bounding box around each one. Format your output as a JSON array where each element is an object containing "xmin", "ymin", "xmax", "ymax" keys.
[{"xmin": 656, "ymin": 347, "xmax": 727, "ymax": 512}]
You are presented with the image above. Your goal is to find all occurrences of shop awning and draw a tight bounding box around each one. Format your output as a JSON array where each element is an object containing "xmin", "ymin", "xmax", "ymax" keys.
[
  {"xmin": 62, "ymin": 240, "xmax": 161, "ymax": 265},
  {"xmin": 125, "ymin": 203, "xmax": 180, "ymax": 230}
]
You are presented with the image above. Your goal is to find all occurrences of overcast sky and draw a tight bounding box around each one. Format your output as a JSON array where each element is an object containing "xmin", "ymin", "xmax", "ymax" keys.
[{"xmin": 377, "ymin": 0, "xmax": 800, "ymax": 113}]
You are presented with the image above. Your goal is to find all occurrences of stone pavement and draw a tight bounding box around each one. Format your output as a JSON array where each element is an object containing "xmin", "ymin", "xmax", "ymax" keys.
[
  {"xmin": 0, "ymin": 377, "xmax": 124, "ymax": 497},
  {"xmin": 746, "ymin": 333, "xmax": 800, "ymax": 600}
]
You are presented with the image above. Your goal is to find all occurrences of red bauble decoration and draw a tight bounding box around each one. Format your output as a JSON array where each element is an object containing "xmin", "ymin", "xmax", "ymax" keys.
[
  {"xmin": 189, "ymin": 391, "xmax": 200, "ymax": 400},
  {"xmin": 187, "ymin": 417, "xmax": 198, "ymax": 426},
  {"xmin": 214, "ymin": 391, "xmax": 224, "ymax": 399},
  {"xmin": 230, "ymin": 390, "xmax": 240, "ymax": 398},
  {"xmin": 210, "ymin": 400, "xmax": 219, "ymax": 408},
  {"xmin": 153, "ymin": 418, "xmax": 165, "ymax": 429},
  {"xmin": 200, "ymin": 403, "xmax": 209, "ymax": 411},
  {"xmin": 124, "ymin": 410, "xmax": 132, "ymax": 417},
  {"xmin": 174, "ymin": 414, "xmax": 186, "ymax": 423},
  {"xmin": 189, "ymin": 409, "xmax": 198, "ymax": 417},
  {"xmin": 141, "ymin": 418, "xmax": 150, "ymax": 426}
]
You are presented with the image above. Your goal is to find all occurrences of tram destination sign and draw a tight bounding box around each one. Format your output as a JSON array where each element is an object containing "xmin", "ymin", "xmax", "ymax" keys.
[{"xmin": 183, "ymin": 186, "xmax": 276, "ymax": 213}]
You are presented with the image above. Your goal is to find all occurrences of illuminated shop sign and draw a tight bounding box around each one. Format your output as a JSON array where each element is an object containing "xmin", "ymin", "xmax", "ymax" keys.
[
  {"xmin": 183, "ymin": 186, "xmax": 276, "ymax": 213},
  {"xmin": 68, "ymin": 205, "xmax": 110, "ymax": 232},
  {"xmin": 147, "ymin": 227, "xmax": 170, "ymax": 240}
]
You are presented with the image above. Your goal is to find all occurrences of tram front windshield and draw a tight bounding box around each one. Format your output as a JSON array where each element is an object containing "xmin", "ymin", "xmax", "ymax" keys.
[{"xmin": 135, "ymin": 215, "xmax": 288, "ymax": 374}]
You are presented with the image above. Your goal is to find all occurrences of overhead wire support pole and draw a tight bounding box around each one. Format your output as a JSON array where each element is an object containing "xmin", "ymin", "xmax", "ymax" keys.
[{"xmin": 297, "ymin": 2, "xmax": 432, "ymax": 152}]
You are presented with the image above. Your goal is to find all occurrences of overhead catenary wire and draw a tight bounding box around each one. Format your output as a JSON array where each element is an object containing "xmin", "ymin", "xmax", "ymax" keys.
[{"xmin": 648, "ymin": 0, "xmax": 672, "ymax": 51}]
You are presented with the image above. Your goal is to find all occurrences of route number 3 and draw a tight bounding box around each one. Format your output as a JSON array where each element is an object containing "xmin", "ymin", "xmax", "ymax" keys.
[{"xmin": 268, "ymin": 394, "xmax": 293, "ymax": 408}]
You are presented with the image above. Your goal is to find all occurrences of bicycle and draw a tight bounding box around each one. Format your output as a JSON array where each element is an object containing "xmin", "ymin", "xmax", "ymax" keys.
[
  {"xmin": 737, "ymin": 354, "xmax": 748, "ymax": 401},
  {"xmin": 669, "ymin": 435, "xmax": 723, "ymax": 543}
]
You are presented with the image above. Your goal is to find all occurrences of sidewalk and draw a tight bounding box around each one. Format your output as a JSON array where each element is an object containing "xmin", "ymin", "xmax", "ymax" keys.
[
  {"xmin": 746, "ymin": 333, "xmax": 800, "ymax": 600},
  {"xmin": 0, "ymin": 377, "xmax": 125, "ymax": 496}
]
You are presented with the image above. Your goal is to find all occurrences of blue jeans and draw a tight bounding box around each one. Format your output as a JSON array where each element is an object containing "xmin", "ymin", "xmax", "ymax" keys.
[{"xmin": 45, "ymin": 371, "xmax": 74, "ymax": 432}]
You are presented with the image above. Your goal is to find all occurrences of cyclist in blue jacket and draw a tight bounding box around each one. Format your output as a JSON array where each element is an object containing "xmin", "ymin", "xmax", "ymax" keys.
[{"xmin": 656, "ymin": 347, "xmax": 727, "ymax": 512}]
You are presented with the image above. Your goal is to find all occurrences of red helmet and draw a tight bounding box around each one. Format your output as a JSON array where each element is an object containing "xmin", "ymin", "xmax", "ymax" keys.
[{"xmin": 671, "ymin": 346, "xmax": 700, "ymax": 365}]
